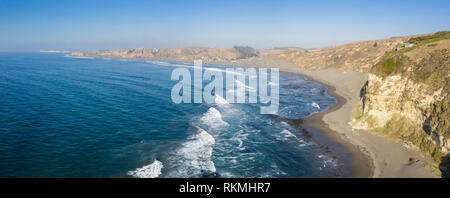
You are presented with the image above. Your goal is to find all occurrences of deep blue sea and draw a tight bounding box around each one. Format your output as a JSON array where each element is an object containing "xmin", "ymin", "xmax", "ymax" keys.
[{"xmin": 0, "ymin": 52, "xmax": 342, "ymax": 178}]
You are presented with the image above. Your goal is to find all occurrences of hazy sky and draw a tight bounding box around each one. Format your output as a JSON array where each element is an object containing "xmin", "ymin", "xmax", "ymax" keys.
[{"xmin": 1, "ymin": 0, "xmax": 449, "ymax": 51}]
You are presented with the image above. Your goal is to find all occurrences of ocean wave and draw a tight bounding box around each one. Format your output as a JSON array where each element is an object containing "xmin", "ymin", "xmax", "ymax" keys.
[
  {"xmin": 235, "ymin": 80, "xmax": 256, "ymax": 92},
  {"xmin": 127, "ymin": 160, "xmax": 164, "ymax": 178},
  {"xmin": 63, "ymin": 54, "xmax": 94, "ymax": 59},
  {"xmin": 175, "ymin": 126, "xmax": 216, "ymax": 175},
  {"xmin": 231, "ymin": 132, "xmax": 249, "ymax": 151},
  {"xmin": 204, "ymin": 67, "xmax": 247, "ymax": 77},
  {"xmin": 317, "ymin": 154, "xmax": 338, "ymax": 169},
  {"xmin": 275, "ymin": 129, "xmax": 309, "ymax": 146},
  {"xmin": 311, "ymin": 102, "xmax": 320, "ymax": 109},
  {"xmin": 146, "ymin": 60, "xmax": 194, "ymax": 68},
  {"xmin": 199, "ymin": 107, "xmax": 229, "ymax": 128},
  {"xmin": 281, "ymin": 129, "xmax": 297, "ymax": 138},
  {"xmin": 226, "ymin": 80, "xmax": 256, "ymax": 97},
  {"xmin": 214, "ymin": 94, "xmax": 229, "ymax": 104}
]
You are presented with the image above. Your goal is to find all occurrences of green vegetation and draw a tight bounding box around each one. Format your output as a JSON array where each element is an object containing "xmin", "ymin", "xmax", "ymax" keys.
[
  {"xmin": 372, "ymin": 116, "xmax": 404, "ymax": 139},
  {"xmin": 424, "ymin": 72, "xmax": 446, "ymax": 87},
  {"xmin": 429, "ymin": 100, "xmax": 450, "ymax": 140},
  {"xmin": 371, "ymin": 31, "xmax": 450, "ymax": 87},
  {"xmin": 407, "ymin": 31, "xmax": 450, "ymax": 45},
  {"xmin": 372, "ymin": 115, "xmax": 445, "ymax": 162},
  {"xmin": 409, "ymin": 49, "xmax": 449, "ymax": 90},
  {"xmin": 370, "ymin": 55, "xmax": 404, "ymax": 77},
  {"xmin": 365, "ymin": 115, "xmax": 377, "ymax": 128},
  {"xmin": 378, "ymin": 58, "xmax": 399, "ymax": 75},
  {"xmin": 353, "ymin": 104, "xmax": 364, "ymax": 120},
  {"xmin": 398, "ymin": 31, "xmax": 450, "ymax": 53}
]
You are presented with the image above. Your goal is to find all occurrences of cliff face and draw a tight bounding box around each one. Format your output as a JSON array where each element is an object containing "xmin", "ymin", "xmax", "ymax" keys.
[
  {"xmin": 352, "ymin": 74, "xmax": 448, "ymax": 153},
  {"xmin": 350, "ymin": 32, "xmax": 450, "ymax": 173}
]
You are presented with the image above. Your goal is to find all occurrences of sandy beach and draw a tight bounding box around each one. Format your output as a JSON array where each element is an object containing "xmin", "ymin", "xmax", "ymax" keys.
[
  {"xmin": 285, "ymin": 68, "xmax": 441, "ymax": 178},
  {"xmin": 207, "ymin": 58, "xmax": 441, "ymax": 178}
]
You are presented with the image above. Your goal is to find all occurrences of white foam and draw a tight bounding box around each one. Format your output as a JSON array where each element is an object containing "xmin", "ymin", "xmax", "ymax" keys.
[
  {"xmin": 281, "ymin": 129, "xmax": 296, "ymax": 138},
  {"xmin": 214, "ymin": 95, "xmax": 229, "ymax": 104},
  {"xmin": 311, "ymin": 102, "xmax": 320, "ymax": 109},
  {"xmin": 146, "ymin": 60, "xmax": 194, "ymax": 68},
  {"xmin": 220, "ymin": 172, "xmax": 235, "ymax": 178},
  {"xmin": 200, "ymin": 107, "xmax": 229, "ymax": 128},
  {"xmin": 318, "ymin": 154, "xmax": 338, "ymax": 168},
  {"xmin": 176, "ymin": 126, "xmax": 216, "ymax": 174},
  {"xmin": 235, "ymin": 80, "xmax": 256, "ymax": 92},
  {"xmin": 204, "ymin": 67, "xmax": 244, "ymax": 77},
  {"xmin": 231, "ymin": 132, "xmax": 249, "ymax": 151},
  {"xmin": 269, "ymin": 81, "xmax": 278, "ymax": 86},
  {"xmin": 276, "ymin": 129, "xmax": 309, "ymax": 146},
  {"xmin": 127, "ymin": 160, "xmax": 164, "ymax": 178},
  {"xmin": 64, "ymin": 54, "xmax": 94, "ymax": 59},
  {"xmin": 280, "ymin": 121, "xmax": 289, "ymax": 126},
  {"xmin": 226, "ymin": 80, "xmax": 256, "ymax": 98}
]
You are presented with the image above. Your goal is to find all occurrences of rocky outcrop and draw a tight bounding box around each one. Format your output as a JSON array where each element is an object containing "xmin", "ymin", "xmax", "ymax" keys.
[
  {"xmin": 352, "ymin": 74, "xmax": 448, "ymax": 154},
  {"xmin": 350, "ymin": 32, "xmax": 450, "ymax": 174}
]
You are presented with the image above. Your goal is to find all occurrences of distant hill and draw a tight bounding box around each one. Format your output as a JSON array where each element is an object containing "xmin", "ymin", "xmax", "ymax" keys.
[
  {"xmin": 72, "ymin": 46, "xmax": 261, "ymax": 63},
  {"xmin": 276, "ymin": 36, "xmax": 413, "ymax": 71}
]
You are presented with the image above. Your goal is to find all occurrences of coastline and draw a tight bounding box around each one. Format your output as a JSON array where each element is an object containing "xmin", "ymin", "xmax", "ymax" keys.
[
  {"xmin": 291, "ymin": 69, "xmax": 441, "ymax": 178},
  {"xmin": 69, "ymin": 54, "xmax": 441, "ymax": 177},
  {"xmin": 205, "ymin": 58, "xmax": 441, "ymax": 178},
  {"xmin": 302, "ymin": 82, "xmax": 373, "ymax": 177}
]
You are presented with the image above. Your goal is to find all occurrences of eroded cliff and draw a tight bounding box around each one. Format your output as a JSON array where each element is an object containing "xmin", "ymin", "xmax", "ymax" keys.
[{"xmin": 350, "ymin": 32, "xmax": 450, "ymax": 175}]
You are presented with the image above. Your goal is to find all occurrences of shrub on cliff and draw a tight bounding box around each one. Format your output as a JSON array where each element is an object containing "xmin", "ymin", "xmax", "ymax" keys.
[{"xmin": 407, "ymin": 31, "xmax": 450, "ymax": 45}]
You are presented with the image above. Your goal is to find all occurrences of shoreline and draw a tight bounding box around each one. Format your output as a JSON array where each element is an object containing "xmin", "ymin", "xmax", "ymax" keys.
[
  {"xmin": 203, "ymin": 58, "xmax": 440, "ymax": 178},
  {"xmin": 69, "ymin": 55, "xmax": 441, "ymax": 177},
  {"xmin": 291, "ymin": 69, "xmax": 440, "ymax": 178},
  {"xmin": 301, "ymin": 80, "xmax": 373, "ymax": 177}
]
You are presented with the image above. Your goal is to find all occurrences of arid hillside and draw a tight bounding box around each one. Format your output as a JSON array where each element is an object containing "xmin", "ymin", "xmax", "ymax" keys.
[
  {"xmin": 72, "ymin": 46, "xmax": 258, "ymax": 63},
  {"xmin": 275, "ymin": 37, "xmax": 414, "ymax": 71}
]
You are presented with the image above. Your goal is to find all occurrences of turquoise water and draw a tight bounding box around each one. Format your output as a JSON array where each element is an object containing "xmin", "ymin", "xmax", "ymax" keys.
[{"xmin": 0, "ymin": 52, "xmax": 342, "ymax": 178}]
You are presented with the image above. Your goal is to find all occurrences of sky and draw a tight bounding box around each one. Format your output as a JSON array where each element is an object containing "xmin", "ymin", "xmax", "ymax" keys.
[{"xmin": 0, "ymin": 0, "xmax": 449, "ymax": 51}]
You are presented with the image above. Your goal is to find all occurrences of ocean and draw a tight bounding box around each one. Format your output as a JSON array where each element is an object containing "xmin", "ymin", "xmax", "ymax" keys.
[{"xmin": 0, "ymin": 52, "xmax": 343, "ymax": 178}]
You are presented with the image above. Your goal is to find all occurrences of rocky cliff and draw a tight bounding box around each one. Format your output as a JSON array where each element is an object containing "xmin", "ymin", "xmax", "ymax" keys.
[{"xmin": 350, "ymin": 32, "xmax": 450, "ymax": 175}]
